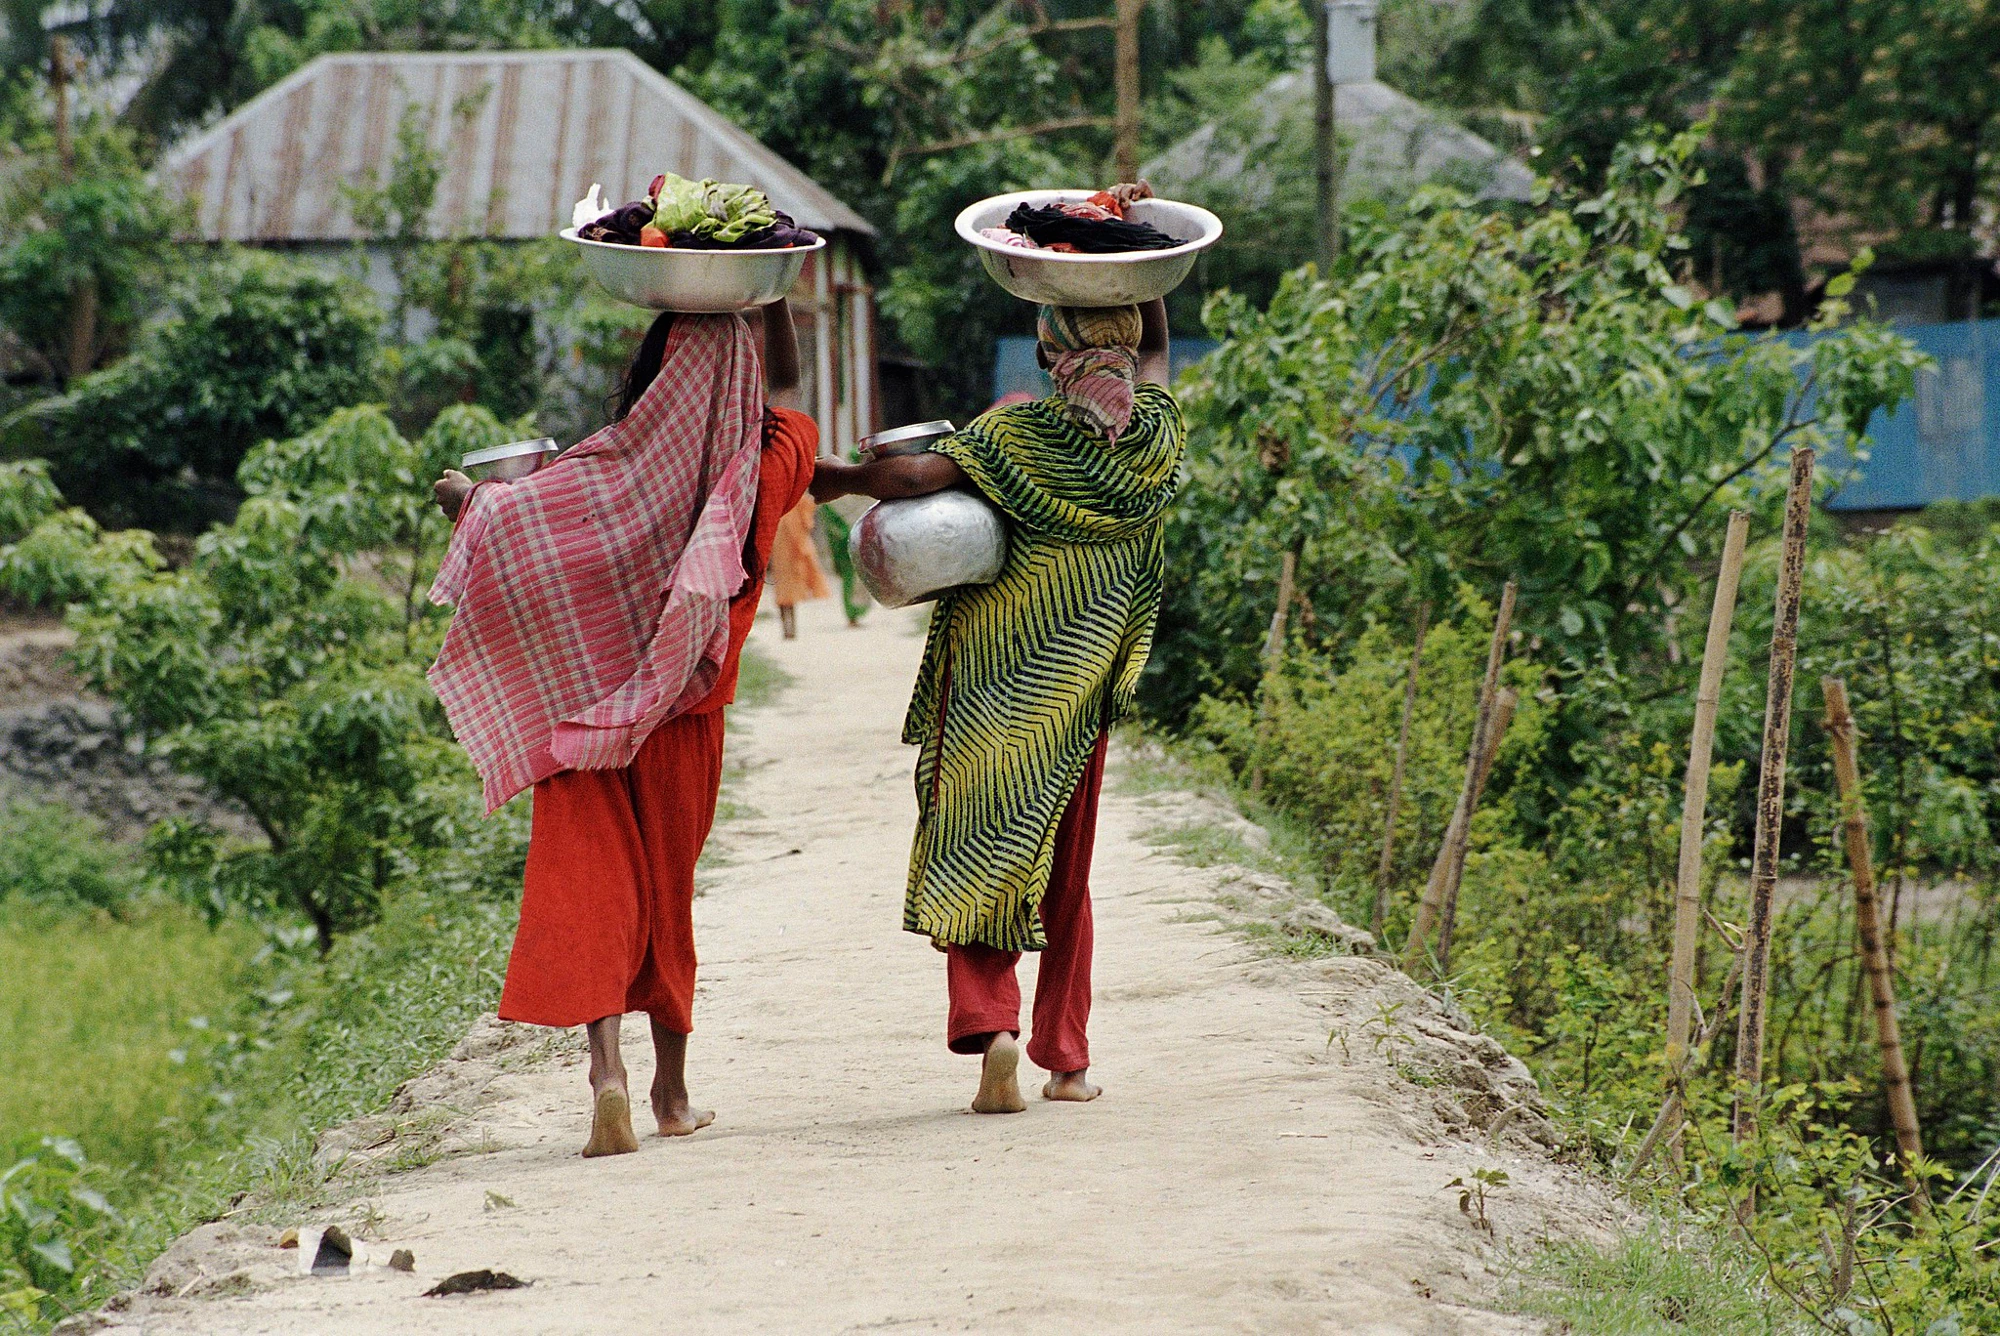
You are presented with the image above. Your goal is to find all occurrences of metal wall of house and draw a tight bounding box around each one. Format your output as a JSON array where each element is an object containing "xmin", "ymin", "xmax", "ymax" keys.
[
  {"xmin": 1822, "ymin": 318, "xmax": 1998, "ymax": 511},
  {"xmin": 791, "ymin": 240, "xmax": 878, "ymax": 458}
]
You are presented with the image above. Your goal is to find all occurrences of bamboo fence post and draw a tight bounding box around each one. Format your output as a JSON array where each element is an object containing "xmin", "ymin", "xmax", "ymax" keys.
[
  {"xmin": 1436, "ymin": 685, "xmax": 1518, "ymax": 973},
  {"xmin": 1661, "ymin": 512, "xmax": 1751, "ymax": 1137},
  {"xmin": 1373, "ymin": 601, "xmax": 1431, "ymax": 941},
  {"xmin": 1405, "ymin": 581, "xmax": 1516, "ymax": 972},
  {"xmin": 1733, "ymin": 446, "xmax": 1815, "ymax": 1148},
  {"xmin": 1822, "ymin": 677, "xmax": 1926, "ymax": 1194},
  {"xmin": 1248, "ymin": 551, "xmax": 1298, "ymax": 795}
]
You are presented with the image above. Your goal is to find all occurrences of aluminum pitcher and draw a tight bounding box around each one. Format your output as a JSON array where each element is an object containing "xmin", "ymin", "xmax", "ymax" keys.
[{"xmin": 848, "ymin": 422, "xmax": 1008, "ymax": 609}]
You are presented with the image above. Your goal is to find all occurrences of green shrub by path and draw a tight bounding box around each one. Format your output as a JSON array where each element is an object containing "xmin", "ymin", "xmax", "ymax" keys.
[{"xmin": 1503, "ymin": 1231, "xmax": 1804, "ymax": 1335}]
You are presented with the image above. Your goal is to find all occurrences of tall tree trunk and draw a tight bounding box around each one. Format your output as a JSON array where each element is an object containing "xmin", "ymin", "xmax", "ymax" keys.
[
  {"xmin": 1435, "ymin": 685, "xmax": 1517, "ymax": 973},
  {"xmin": 1822, "ymin": 677, "xmax": 1926, "ymax": 1199},
  {"xmin": 1734, "ymin": 447, "xmax": 1815, "ymax": 1151},
  {"xmin": 1663, "ymin": 512, "xmax": 1750, "ymax": 1135},
  {"xmin": 1373, "ymin": 601, "xmax": 1430, "ymax": 941},
  {"xmin": 1405, "ymin": 581, "xmax": 1515, "ymax": 972}
]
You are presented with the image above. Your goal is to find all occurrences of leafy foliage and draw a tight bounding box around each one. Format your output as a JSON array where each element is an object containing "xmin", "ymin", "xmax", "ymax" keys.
[
  {"xmin": 14, "ymin": 253, "xmax": 382, "ymax": 531},
  {"xmin": 1147, "ymin": 131, "xmax": 1925, "ymax": 731},
  {"xmin": 65, "ymin": 402, "xmax": 516, "ymax": 950}
]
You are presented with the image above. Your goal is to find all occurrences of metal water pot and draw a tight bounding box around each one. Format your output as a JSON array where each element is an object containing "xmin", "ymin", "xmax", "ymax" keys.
[{"xmin": 848, "ymin": 421, "xmax": 1008, "ymax": 609}]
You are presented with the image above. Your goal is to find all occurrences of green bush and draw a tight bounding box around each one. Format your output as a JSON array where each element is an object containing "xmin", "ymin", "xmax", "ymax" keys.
[
  {"xmin": 69, "ymin": 403, "xmax": 518, "ymax": 951},
  {"xmin": 17, "ymin": 252, "xmax": 381, "ymax": 531},
  {"xmin": 0, "ymin": 803, "xmax": 134, "ymax": 911}
]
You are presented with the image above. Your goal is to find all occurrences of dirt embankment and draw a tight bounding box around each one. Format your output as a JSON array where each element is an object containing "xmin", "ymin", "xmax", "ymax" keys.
[
  {"xmin": 78, "ymin": 600, "xmax": 1622, "ymax": 1335},
  {"xmin": 0, "ymin": 612, "xmax": 252, "ymax": 840}
]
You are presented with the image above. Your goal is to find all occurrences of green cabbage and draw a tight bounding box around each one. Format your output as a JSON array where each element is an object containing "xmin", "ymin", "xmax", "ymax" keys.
[
  {"xmin": 649, "ymin": 173, "xmax": 708, "ymax": 234},
  {"xmin": 646, "ymin": 172, "xmax": 777, "ymax": 241},
  {"xmin": 702, "ymin": 180, "xmax": 777, "ymax": 242}
]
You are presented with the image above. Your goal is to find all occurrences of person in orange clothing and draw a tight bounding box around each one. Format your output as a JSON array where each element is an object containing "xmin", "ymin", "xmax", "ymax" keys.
[
  {"xmin": 432, "ymin": 300, "xmax": 813, "ymax": 1157},
  {"xmin": 768, "ymin": 493, "xmax": 831, "ymax": 638}
]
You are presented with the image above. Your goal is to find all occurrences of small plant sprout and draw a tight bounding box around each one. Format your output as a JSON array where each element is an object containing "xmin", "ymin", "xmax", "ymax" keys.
[{"xmin": 1446, "ymin": 1168, "xmax": 1509, "ymax": 1237}]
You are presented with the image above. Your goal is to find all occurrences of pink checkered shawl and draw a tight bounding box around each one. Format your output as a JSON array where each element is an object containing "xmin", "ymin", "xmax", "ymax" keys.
[{"xmin": 428, "ymin": 315, "xmax": 763, "ymax": 812}]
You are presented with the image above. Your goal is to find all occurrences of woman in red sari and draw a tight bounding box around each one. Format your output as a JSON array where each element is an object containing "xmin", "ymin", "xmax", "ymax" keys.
[{"xmin": 431, "ymin": 301, "xmax": 815, "ymax": 1156}]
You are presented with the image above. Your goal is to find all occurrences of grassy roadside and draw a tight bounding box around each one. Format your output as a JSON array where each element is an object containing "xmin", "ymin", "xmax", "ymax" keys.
[
  {"xmin": 2, "ymin": 643, "xmax": 788, "ymax": 1334},
  {"xmin": 1113, "ymin": 727, "xmax": 1803, "ymax": 1336}
]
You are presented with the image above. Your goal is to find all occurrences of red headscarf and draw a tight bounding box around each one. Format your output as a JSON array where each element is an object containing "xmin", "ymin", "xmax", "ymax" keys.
[{"xmin": 429, "ymin": 315, "xmax": 763, "ymax": 811}]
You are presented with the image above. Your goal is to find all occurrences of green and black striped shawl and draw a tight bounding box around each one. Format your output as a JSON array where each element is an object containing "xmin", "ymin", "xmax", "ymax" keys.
[{"xmin": 902, "ymin": 383, "xmax": 1186, "ymax": 950}]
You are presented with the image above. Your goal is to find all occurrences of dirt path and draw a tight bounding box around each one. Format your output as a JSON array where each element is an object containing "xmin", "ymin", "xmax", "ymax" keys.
[{"xmin": 123, "ymin": 599, "xmax": 1616, "ymax": 1334}]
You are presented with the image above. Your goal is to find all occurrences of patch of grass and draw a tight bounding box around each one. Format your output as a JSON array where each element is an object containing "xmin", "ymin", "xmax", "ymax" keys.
[
  {"xmin": 731, "ymin": 641, "xmax": 791, "ymax": 711},
  {"xmin": 1143, "ymin": 819, "xmax": 1258, "ymax": 868},
  {"xmin": 1503, "ymin": 1231, "xmax": 1804, "ymax": 1335},
  {"xmin": 0, "ymin": 802, "xmax": 137, "ymax": 912},
  {"xmin": 0, "ymin": 902, "xmax": 261, "ymax": 1175}
]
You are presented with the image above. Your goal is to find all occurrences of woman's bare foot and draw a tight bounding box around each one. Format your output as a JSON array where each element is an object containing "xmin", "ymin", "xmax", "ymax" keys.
[
  {"xmin": 971, "ymin": 1033, "xmax": 1026, "ymax": 1114},
  {"xmin": 648, "ymin": 1020, "xmax": 714, "ymax": 1136},
  {"xmin": 583, "ymin": 1083, "xmax": 640, "ymax": 1157},
  {"xmin": 652, "ymin": 1086, "xmax": 716, "ymax": 1137},
  {"xmin": 1043, "ymin": 1069, "xmax": 1102, "ymax": 1102}
]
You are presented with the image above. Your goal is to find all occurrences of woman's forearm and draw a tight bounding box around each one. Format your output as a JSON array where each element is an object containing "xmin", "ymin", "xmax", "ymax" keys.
[
  {"xmin": 812, "ymin": 453, "xmax": 967, "ymax": 502},
  {"xmin": 763, "ymin": 297, "xmax": 802, "ymax": 401},
  {"xmin": 1137, "ymin": 297, "xmax": 1170, "ymax": 386}
]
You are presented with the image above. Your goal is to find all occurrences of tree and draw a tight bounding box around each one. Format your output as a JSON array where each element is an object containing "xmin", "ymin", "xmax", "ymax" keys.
[
  {"xmin": 10, "ymin": 251, "xmax": 381, "ymax": 530},
  {"xmin": 68, "ymin": 403, "xmax": 517, "ymax": 952},
  {"xmin": 1146, "ymin": 131, "xmax": 1924, "ymax": 730},
  {"xmin": 0, "ymin": 90, "xmax": 182, "ymax": 386}
]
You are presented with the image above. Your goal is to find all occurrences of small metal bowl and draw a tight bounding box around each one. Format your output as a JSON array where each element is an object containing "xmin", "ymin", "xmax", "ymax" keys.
[
  {"xmin": 463, "ymin": 438, "xmax": 558, "ymax": 481},
  {"xmin": 859, "ymin": 420, "xmax": 955, "ymax": 460}
]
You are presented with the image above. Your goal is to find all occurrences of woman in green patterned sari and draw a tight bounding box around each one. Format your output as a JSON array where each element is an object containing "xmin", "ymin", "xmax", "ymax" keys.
[{"xmin": 812, "ymin": 282, "xmax": 1185, "ymax": 1114}]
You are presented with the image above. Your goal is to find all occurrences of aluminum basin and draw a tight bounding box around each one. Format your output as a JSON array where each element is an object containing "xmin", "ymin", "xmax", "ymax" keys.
[
  {"xmin": 953, "ymin": 191, "xmax": 1223, "ymax": 307},
  {"xmin": 560, "ymin": 229, "xmax": 823, "ymax": 312},
  {"xmin": 849, "ymin": 490, "xmax": 1008, "ymax": 610}
]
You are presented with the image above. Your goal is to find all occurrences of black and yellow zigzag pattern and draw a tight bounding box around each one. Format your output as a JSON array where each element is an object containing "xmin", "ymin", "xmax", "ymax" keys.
[{"xmin": 901, "ymin": 385, "xmax": 1186, "ymax": 951}]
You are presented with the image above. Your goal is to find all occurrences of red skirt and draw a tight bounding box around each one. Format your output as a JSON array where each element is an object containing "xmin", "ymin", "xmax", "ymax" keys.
[{"xmin": 497, "ymin": 709, "xmax": 725, "ymax": 1033}]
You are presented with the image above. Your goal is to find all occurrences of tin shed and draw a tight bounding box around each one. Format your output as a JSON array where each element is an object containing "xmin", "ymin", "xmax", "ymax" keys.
[{"xmin": 160, "ymin": 48, "xmax": 880, "ymax": 453}]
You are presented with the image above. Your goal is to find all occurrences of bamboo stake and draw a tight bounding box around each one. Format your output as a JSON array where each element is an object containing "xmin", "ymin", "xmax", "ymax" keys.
[
  {"xmin": 1248, "ymin": 551, "xmax": 1297, "ymax": 796},
  {"xmin": 1435, "ymin": 685, "xmax": 1518, "ymax": 973},
  {"xmin": 1405, "ymin": 581, "xmax": 1516, "ymax": 972},
  {"xmin": 1822, "ymin": 677, "xmax": 1926, "ymax": 1192},
  {"xmin": 1373, "ymin": 601, "xmax": 1431, "ymax": 941},
  {"xmin": 1734, "ymin": 446, "xmax": 1816, "ymax": 1147},
  {"xmin": 1662, "ymin": 512, "xmax": 1751, "ymax": 1130}
]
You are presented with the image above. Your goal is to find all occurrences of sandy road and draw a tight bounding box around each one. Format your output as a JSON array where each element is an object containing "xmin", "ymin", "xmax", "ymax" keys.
[{"xmin": 126, "ymin": 598, "xmax": 1586, "ymax": 1335}]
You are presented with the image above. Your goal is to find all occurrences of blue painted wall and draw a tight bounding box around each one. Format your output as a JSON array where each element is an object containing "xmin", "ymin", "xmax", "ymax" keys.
[
  {"xmin": 992, "ymin": 336, "xmax": 1219, "ymax": 405},
  {"xmin": 1821, "ymin": 317, "xmax": 1996, "ymax": 511}
]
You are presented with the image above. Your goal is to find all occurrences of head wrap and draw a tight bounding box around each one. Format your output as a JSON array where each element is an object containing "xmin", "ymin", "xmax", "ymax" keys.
[{"xmin": 1037, "ymin": 304, "xmax": 1143, "ymax": 444}]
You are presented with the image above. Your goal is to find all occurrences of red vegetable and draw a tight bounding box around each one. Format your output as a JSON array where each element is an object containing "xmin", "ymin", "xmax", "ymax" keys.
[
  {"xmin": 639, "ymin": 225, "xmax": 669, "ymax": 248},
  {"xmin": 1086, "ymin": 190, "xmax": 1125, "ymax": 219},
  {"xmin": 648, "ymin": 174, "xmax": 666, "ymax": 200}
]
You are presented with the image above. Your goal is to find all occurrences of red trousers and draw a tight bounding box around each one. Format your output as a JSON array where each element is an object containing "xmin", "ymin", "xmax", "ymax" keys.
[
  {"xmin": 945, "ymin": 732, "xmax": 1108, "ymax": 1074},
  {"xmin": 497, "ymin": 709, "xmax": 725, "ymax": 1034}
]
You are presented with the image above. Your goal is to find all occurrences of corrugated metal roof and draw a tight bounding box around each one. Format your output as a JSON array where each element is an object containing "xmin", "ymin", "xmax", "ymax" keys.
[
  {"xmin": 1144, "ymin": 74, "xmax": 1534, "ymax": 205},
  {"xmin": 162, "ymin": 49, "xmax": 876, "ymax": 242}
]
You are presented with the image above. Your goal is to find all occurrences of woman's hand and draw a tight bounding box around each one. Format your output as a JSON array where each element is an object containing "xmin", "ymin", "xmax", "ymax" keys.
[
  {"xmin": 1106, "ymin": 180, "xmax": 1154, "ymax": 209},
  {"xmin": 810, "ymin": 459, "xmax": 855, "ymax": 504},
  {"xmin": 433, "ymin": 469, "xmax": 476, "ymax": 521}
]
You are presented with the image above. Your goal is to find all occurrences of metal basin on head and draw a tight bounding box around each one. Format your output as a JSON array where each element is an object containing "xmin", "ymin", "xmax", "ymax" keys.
[
  {"xmin": 560, "ymin": 229, "xmax": 823, "ymax": 312},
  {"xmin": 954, "ymin": 192, "xmax": 1222, "ymax": 307}
]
